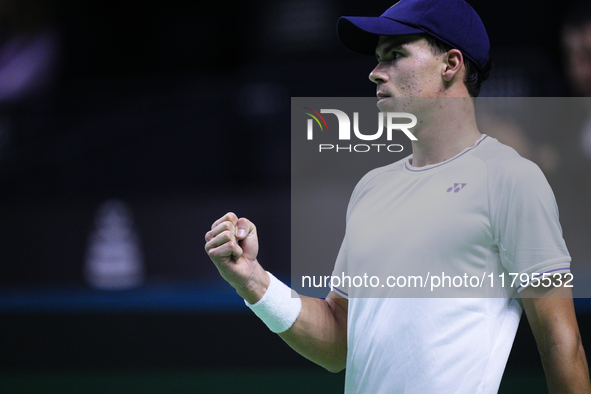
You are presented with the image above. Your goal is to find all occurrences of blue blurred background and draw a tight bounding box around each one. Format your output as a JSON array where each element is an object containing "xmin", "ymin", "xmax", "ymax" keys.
[{"xmin": 1, "ymin": 0, "xmax": 591, "ymax": 392}]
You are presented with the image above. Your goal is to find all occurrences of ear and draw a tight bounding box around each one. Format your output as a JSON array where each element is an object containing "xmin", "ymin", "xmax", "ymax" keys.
[{"xmin": 441, "ymin": 49, "xmax": 464, "ymax": 82}]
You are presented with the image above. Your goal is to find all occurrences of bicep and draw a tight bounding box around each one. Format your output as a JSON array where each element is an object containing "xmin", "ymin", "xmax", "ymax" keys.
[
  {"xmin": 276, "ymin": 291, "xmax": 348, "ymax": 372},
  {"xmin": 326, "ymin": 290, "xmax": 348, "ymax": 323}
]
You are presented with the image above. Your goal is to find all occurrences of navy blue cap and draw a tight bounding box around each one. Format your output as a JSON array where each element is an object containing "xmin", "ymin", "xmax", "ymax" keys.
[{"xmin": 338, "ymin": 0, "xmax": 490, "ymax": 71}]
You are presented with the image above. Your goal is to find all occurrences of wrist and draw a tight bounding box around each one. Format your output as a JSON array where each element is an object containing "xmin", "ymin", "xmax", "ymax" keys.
[
  {"xmin": 235, "ymin": 264, "xmax": 270, "ymax": 304},
  {"xmin": 244, "ymin": 271, "xmax": 302, "ymax": 333}
]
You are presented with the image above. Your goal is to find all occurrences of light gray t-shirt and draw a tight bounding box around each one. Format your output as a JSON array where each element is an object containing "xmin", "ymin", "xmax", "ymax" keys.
[{"xmin": 332, "ymin": 134, "xmax": 570, "ymax": 393}]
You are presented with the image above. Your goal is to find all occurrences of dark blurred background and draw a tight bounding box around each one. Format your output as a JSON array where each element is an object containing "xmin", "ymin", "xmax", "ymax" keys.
[{"xmin": 0, "ymin": 0, "xmax": 590, "ymax": 393}]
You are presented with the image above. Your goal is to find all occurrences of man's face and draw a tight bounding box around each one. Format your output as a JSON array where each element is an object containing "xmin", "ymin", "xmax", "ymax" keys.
[
  {"xmin": 370, "ymin": 34, "xmax": 446, "ymax": 112},
  {"xmin": 562, "ymin": 22, "xmax": 591, "ymax": 96}
]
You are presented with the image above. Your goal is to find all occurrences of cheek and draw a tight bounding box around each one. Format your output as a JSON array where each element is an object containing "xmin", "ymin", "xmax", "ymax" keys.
[
  {"xmin": 398, "ymin": 79, "xmax": 416, "ymax": 93},
  {"xmin": 407, "ymin": 59, "xmax": 440, "ymax": 95},
  {"xmin": 402, "ymin": 74, "xmax": 434, "ymax": 96},
  {"xmin": 391, "ymin": 68, "xmax": 420, "ymax": 93}
]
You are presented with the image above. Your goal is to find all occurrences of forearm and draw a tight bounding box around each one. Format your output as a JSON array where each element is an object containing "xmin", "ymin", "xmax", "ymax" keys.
[
  {"xmin": 278, "ymin": 295, "xmax": 348, "ymax": 373},
  {"xmin": 522, "ymin": 289, "xmax": 591, "ymax": 394},
  {"xmin": 204, "ymin": 213, "xmax": 347, "ymax": 372},
  {"xmin": 540, "ymin": 333, "xmax": 591, "ymax": 394},
  {"xmin": 242, "ymin": 271, "xmax": 348, "ymax": 372}
]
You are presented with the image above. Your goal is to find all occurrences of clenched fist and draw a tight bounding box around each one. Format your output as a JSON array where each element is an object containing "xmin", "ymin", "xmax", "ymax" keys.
[{"xmin": 204, "ymin": 212, "xmax": 269, "ymax": 304}]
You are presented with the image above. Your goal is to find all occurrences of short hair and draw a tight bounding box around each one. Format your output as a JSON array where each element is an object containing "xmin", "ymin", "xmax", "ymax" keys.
[{"xmin": 420, "ymin": 34, "xmax": 493, "ymax": 97}]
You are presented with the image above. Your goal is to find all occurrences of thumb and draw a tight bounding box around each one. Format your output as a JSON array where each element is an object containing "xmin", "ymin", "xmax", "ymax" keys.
[{"xmin": 236, "ymin": 217, "xmax": 253, "ymax": 240}]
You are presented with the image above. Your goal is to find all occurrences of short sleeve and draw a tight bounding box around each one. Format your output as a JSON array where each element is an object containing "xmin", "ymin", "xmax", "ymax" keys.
[
  {"xmin": 330, "ymin": 239, "xmax": 349, "ymax": 298},
  {"xmin": 490, "ymin": 157, "xmax": 571, "ymax": 291}
]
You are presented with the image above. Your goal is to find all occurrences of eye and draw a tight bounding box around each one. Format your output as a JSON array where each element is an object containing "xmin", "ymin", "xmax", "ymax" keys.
[
  {"xmin": 380, "ymin": 51, "xmax": 402, "ymax": 62},
  {"xmin": 375, "ymin": 48, "xmax": 403, "ymax": 62},
  {"xmin": 391, "ymin": 51, "xmax": 402, "ymax": 60}
]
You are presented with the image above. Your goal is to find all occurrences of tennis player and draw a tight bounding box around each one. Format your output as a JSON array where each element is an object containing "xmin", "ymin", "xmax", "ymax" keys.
[{"xmin": 205, "ymin": 0, "xmax": 591, "ymax": 392}]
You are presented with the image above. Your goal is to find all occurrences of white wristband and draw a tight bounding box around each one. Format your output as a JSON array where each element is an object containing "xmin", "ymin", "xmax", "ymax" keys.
[{"xmin": 244, "ymin": 271, "xmax": 302, "ymax": 333}]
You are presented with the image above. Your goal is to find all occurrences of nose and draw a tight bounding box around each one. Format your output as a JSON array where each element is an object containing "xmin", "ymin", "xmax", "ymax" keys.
[{"xmin": 369, "ymin": 62, "xmax": 388, "ymax": 84}]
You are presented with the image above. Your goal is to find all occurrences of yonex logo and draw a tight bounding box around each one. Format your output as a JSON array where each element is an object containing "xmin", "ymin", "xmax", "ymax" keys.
[{"xmin": 447, "ymin": 183, "xmax": 467, "ymax": 193}]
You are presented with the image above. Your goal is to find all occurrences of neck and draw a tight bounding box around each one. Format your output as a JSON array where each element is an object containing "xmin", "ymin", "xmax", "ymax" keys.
[{"xmin": 409, "ymin": 97, "xmax": 481, "ymax": 167}]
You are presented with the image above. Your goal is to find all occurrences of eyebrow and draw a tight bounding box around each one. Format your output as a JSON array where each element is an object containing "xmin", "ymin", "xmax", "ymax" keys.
[
  {"xmin": 375, "ymin": 35, "xmax": 421, "ymax": 60},
  {"xmin": 375, "ymin": 42, "xmax": 404, "ymax": 61}
]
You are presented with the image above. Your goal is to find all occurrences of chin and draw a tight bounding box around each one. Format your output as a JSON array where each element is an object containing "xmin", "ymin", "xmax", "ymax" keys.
[{"xmin": 377, "ymin": 100, "xmax": 396, "ymax": 113}]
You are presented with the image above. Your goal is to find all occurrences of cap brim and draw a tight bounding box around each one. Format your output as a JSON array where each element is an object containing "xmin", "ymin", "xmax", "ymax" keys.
[{"xmin": 337, "ymin": 16, "xmax": 425, "ymax": 55}]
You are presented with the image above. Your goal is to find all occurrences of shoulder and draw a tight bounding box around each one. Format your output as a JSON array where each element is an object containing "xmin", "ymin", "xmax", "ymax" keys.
[
  {"xmin": 470, "ymin": 136, "xmax": 548, "ymax": 186},
  {"xmin": 472, "ymin": 136, "xmax": 557, "ymax": 220}
]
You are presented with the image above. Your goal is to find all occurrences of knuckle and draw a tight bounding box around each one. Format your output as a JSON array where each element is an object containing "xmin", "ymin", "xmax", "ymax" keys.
[
  {"xmin": 220, "ymin": 221, "xmax": 233, "ymax": 232},
  {"xmin": 222, "ymin": 229, "xmax": 234, "ymax": 240},
  {"xmin": 204, "ymin": 242, "xmax": 216, "ymax": 255},
  {"xmin": 225, "ymin": 212, "xmax": 238, "ymax": 223}
]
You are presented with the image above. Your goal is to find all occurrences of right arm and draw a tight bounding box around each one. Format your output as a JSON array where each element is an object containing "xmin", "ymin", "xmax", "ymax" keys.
[
  {"xmin": 204, "ymin": 212, "xmax": 348, "ymax": 372},
  {"xmin": 279, "ymin": 292, "xmax": 348, "ymax": 372}
]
